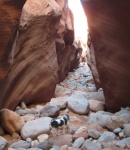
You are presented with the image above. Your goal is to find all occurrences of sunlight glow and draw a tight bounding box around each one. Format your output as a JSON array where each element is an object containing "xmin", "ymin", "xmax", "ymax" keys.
[{"xmin": 68, "ymin": 0, "xmax": 88, "ymax": 44}]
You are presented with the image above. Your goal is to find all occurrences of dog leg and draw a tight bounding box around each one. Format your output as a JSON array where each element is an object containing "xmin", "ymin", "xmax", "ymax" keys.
[
  {"xmin": 62, "ymin": 125, "xmax": 66, "ymax": 134},
  {"xmin": 56, "ymin": 128, "xmax": 59, "ymax": 136},
  {"xmin": 66, "ymin": 122, "xmax": 71, "ymax": 133}
]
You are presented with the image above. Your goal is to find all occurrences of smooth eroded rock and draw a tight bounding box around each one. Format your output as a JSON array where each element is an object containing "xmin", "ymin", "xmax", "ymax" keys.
[
  {"xmin": 68, "ymin": 93, "xmax": 89, "ymax": 115},
  {"xmin": 0, "ymin": 109, "xmax": 24, "ymax": 134},
  {"xmin": 20, "ymin": 117, "xmax": 51, "ymax": 139}
]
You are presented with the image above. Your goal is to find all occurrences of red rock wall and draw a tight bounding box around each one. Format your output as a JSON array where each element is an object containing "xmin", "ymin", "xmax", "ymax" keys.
[
  {"xmin": 0, "ymin": 0, "xmax": 81, "ymax": 110},
  {"xmin": 0, "ymin": 0, "xmax": 26, "ymax": 80},
  {"xmin": 82, "ymin": 0, "xmax": 130, "ymax": 112}
]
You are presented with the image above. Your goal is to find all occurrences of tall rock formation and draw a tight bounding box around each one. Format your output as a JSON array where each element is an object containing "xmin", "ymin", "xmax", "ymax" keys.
[
  {"xmin": 0, "ymin": 0, "xmax": 82, "ymax": 110},
  {"xmin": 82, "ymin": 0, "xmax": 130, "ymax": 112}
]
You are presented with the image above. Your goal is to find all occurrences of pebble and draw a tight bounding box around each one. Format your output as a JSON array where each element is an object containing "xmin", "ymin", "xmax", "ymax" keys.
[
  {"xmin": 31, "ymin": 140, "xmax": 39, "ymax": 147},
  {"xmin": 37, "ymin": 134, "xmax": 49, "ymax": 143},
  {"xmin": 119, "ymin": 132, "xmax": 125, "ymax": 139},
  {"xmin": 26, "ymin": 138, "xmax": 32, "ymax": 143}
]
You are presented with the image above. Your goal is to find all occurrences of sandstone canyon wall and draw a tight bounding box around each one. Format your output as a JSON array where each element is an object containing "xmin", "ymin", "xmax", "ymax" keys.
[
  {"xmin": 82, "ymin": 0, "xmax": 130, "ymax": 112},
  {"xmin": 0, "ymin": 0, "xmax": 83, "ymax": 110}
]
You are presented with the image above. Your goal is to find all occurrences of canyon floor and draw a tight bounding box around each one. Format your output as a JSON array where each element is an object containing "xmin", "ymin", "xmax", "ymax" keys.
[{"xmin": 1, "ymin": 63, "xmax": 130, "ymax": 150}]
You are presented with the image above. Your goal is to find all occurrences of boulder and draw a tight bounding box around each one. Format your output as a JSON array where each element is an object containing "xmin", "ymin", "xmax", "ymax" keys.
[
  {"xmin": 123, "ymin": 124, "xmax": 130, "ymax": 137},
  {"xmin": 40, "ymin": 105, "xmax": 60, "ymax": 117},
  {"xmin": 10, "ymin": 140, "xmax": 31, "ymax": 149},
  {"xmin": 0, "ymin": 136, "xmax": 8, "ymax": 150},
  {"xmin": 87, "ymin": 113, "xmax": 111, "ymax": 127},
  {"xmin": 73, "ymin": 137, "xmax": 85, "ymax": 148},
  {"xmin": 98, "ymin": 132, "xmax": 116, "ymax": 142},
  {"xmin": 115, "ymin": 137, "xmax": 130, "ymax": 149},
  {"xmin": 73, "ymin": 126, "xmax": 88, "ymax": 140},
  {"xmin": 81, "ymin": 139, "xmax": 102, "ymax": 150},
  {"xmin": 20, "ymin": 117, "xmax": 51, "ymax": 139},
  {"xmin": 88, "ymin": 100, "xmax": 105, "ymax": 112},
  {"xmin": 113, "ymin": 128, "xmax": 122, "ymax": 134},
  {"xmin": 105, "ymin": 116, "xmax": 124, "ymax": 131},
  {"xmin": 37, "ymin": 134, "xmax": 49, "ymax": 143},
  {"xmin": 49, "ymin": 97, "xmax": 68, "ymax": 109},
  {"xmin": 0, "ymin": 109, "xmax": 24, "ymax": 134},
  {"xmin": 88, "ymin": 129, "xmax": 100, "ymax": 139},
  {"xmin": 67, "ymin": 93, "xmax": 89, "ymax": 115}
]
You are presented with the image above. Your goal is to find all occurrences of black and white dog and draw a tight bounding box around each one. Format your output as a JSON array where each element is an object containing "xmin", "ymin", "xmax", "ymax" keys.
[{"xmin": 50, "ymin": 114, "xmax": 70, "ymax": 136}]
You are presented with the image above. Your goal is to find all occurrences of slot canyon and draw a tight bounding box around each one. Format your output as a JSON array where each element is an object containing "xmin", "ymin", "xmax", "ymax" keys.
[{"xmin": 0, "ymin": 0, "xmax": 130, "ymax": 149}]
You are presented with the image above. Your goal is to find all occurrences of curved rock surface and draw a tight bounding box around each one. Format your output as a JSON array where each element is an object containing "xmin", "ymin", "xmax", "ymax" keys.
[
  {"xmin": 0, "ymin": 109, "xmax": 24, "ymax": 134},
  {"xmin": 20, "ymin": 117, "xmax": 51, "ymax": 140},
  {"xmin": 0, "ymin": 0, "xmax": 83, "ymax": 110},
  {"xmin": 82, "ymin": 0, "xmax": 130, "ymax": 112}
]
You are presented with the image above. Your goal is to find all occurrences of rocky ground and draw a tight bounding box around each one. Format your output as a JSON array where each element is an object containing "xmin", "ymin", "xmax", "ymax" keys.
[{"xmin": 0, "ymin": 63, "xmax": 130, "ymax": 150}]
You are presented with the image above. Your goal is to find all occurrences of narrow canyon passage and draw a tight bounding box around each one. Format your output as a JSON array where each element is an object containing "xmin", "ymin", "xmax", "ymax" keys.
[{"xmin": 0, "ymin": 0, "xmax": 130, "ymax": 149}]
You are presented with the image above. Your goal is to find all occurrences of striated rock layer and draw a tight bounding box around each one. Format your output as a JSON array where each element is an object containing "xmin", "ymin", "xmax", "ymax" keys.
[
  {"xmin": 82, "ymin": 0, "xmax": 130, "ymax": 112},
  {"xmin": 0, "ymin": 0, "xmax": 82, "ymax": 110}
]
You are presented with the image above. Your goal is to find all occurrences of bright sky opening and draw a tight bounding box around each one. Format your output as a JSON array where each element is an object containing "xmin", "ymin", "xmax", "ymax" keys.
[{"xmin": 68, "ymin": 0, "xmax": 88, "ymax": 43}]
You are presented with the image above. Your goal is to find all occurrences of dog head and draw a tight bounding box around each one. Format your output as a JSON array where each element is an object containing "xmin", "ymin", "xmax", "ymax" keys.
[
  {"xmin": 64, "ymin": 114, "xmax": 69, "ymax": 120},
  {"xmin": 50, "ymin": 119, "xmax": 59, "ymax": 128}
]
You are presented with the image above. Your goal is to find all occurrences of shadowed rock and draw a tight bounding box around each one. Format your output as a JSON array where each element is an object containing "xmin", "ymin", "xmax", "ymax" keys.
[{"xmin": 82, "ymin": 0, "xmax": 130, "ymax": 112}]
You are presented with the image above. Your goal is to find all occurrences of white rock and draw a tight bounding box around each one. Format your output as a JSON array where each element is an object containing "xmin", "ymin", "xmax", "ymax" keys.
[
  {"xmin": 115, "ymin": 137, "xmax": 130, "ymax": 148},
  {"xmin": 115, "ymin": 109, "xmax": 130, "ymax": 116},
  {"xmin": 49, "ymin": 97, "xmax": 68, "ymax": 109},
  {"xmin": 98, "ymin": 132, "xmax": 116, "ymax": 142},
  {"xmin": 35, "ymin": 105, "xmax": 44, "ymax": 113},
  {"xmin": 123, "ymin": 124, "xmax": 130, "ymax": 137},
  {"xmin": 40, "ymin": 105, "xmax": 60, "ymax": 117},
  {"xmin": 105, "ymin": 116, "xmax": 124, "ymax": 131},
  {"xmin": 37, "ymin": 134, "xmax": 49, "ymax": 143},
  {"xmin": 67, "ymin": 93, "xmax": 89, "ymax": 115},
  {"xmin": 88, "ymin": 100, "xmax": 105, "ymax": 112},
  {"xmin": 0, "ymin": 136, "xmax": 8, "ymax": 150},
  {"xmin": 119, "ymin": 132, "xmax": 125, "ymax": 139},
  {"xmin": 88, "ymin": 129, "xmax": 100, "ymax": 139},
  {"xmin": 20, "ymin": 102, "xmax": 27, "ymax": 109},
  {"xmin": 31, "ymin": 140, "xmax": 39, "ymax": 148},
  {"xmin": 26, "ymin": 138, "xmax": 32, "ymax": 143},
  {"xmin": 75, "ymin": 126, "xmax": 87, "ymax": 134},
  {"xmin": 101, "ymin": 142, "xmax": 112, "ymax": 149},
  {"xmin": 81, "ymin": 139, "xmax": 102, "ymax": 150},
  {"xmin": 10, "ymin": 140, "xmax": 31, "ymax": 149},
  {"xmin": 87, "ymin": 113, "xmax": 111, "ymax": 127},
  {"xmin": 73, "ymin": 137, "xmax": 85, "ymax": 148},
  {"xmin": 113, "ymin": 127, "xmax": 122, "ymax": 134},
  {"xmin": 21, "ymin": 117, "xmax": 52, "ymax": 139}
]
